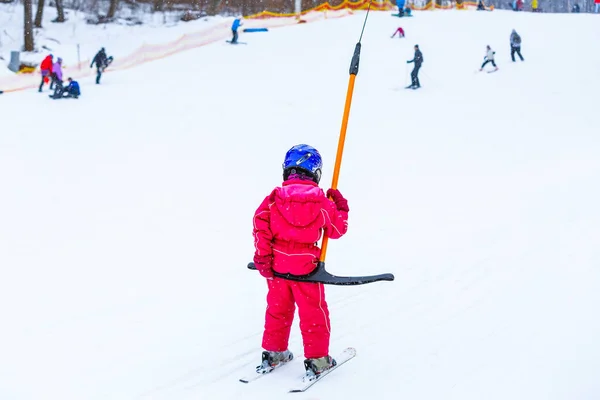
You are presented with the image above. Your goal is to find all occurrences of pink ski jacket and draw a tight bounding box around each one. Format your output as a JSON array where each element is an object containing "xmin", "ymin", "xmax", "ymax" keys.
[{"xmin": 253, "ymin": 179, "xmax": 348, "ymax": 276}]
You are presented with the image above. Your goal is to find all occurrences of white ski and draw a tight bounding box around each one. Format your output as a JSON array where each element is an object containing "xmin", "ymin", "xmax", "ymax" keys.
[
  {"xmin": 289, "ymin": 347, "xmax": 357, "ymax": 393},
  {"xmin": 239, "ymin": 357, "xmax": 293, "ymax": 383}
]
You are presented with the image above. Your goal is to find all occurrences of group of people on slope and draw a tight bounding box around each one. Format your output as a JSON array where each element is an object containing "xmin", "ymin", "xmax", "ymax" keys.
[
  {"xmin": 479, "ymin": 30, "xmax": 525, "ymax": 72},
  {"xmin": 401, "ymin": 30, "xmax": 524, "ymax": 89},
  {"xmin": 38, "ymin": 47, "xmax": 112, "ymax": 99},
  {"xmin": 39, "ymin": 54, "xmax": 80, "ymax": 99}
]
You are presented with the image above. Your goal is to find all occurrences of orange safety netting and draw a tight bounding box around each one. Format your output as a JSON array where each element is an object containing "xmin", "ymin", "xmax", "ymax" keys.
[
  {"xmin": 0, "ymin": 1, "xmax": 480, "ymax": 94},
  {"xmin": 246, "ymin": 0, "xmax": 395, "ymax": 19}
]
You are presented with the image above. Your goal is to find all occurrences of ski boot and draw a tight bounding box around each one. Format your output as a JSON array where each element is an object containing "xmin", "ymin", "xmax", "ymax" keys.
[
  {"xmin": 257, "ymin": 350, "xmax": 293, "ymax": 374},
  {"xmin": 303, "ymin": 355, "xmax": 337, "ymax": 380}
]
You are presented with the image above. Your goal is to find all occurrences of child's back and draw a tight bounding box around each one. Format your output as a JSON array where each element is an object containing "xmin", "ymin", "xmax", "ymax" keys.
[{"xmin": 252, "ymin": 144, "xmax": 349, "ymax": 377}]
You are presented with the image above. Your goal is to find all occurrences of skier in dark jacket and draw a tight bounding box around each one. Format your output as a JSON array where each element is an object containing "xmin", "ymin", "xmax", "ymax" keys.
[
  {"xmin": 90, "ymin": 47, "xmax": 112, "ymax": 84},
  {"xmin": 510, "ymin": 30, "xmax": 524, "ymax": 62},
  {"xmin": 406, "ymin": 44, "xmax": 423, "ymax": 89}
]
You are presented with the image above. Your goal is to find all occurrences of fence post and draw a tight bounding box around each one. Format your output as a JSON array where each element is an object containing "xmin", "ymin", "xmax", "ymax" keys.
[
  {"xmin": 8, "ymin": 51, "xmax": 20, "ymax": 72},
  {"xmin": 77, "ymin": 44, "xmax": 81, "ymax": 71}
]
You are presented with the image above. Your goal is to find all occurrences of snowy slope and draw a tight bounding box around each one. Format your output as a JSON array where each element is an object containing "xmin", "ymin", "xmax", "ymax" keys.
[
  {"xmin": 0, "ymin": 4, "xmax": 229, "ymax": 70},
  {"xmin": 1, "ymin": 9, "xmax": 600, "ymax": 400}
]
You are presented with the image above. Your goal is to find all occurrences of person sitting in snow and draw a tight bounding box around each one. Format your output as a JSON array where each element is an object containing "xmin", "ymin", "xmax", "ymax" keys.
[
  {"xmin": 480, "ymin": 45, "xmax": 498, "ymax": 72},
  {"xmin": 391, "ymin": 27, "xmax": 405, "ymax": 38},
  {"xmin": 64, "ymin": 78, "xmax": 81, "ymax": 99},
  {"xmin": 50, "ymin": 77, "xmax": 80, "ymax": 99},
  {"xmin": 231, "ymin": 16, "xmax": 243, "ymax": 44}
]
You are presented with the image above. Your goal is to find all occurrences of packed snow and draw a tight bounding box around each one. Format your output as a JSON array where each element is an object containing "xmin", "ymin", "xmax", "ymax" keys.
[{"xmin": 1, "ymin": 8, "xmax": 599, "ymax": 400}]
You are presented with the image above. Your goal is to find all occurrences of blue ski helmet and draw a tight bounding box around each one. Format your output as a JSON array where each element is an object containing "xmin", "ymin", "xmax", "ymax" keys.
[{"xmin": 282, "ymin": 144, "xmax": 322, "ymax": 184}]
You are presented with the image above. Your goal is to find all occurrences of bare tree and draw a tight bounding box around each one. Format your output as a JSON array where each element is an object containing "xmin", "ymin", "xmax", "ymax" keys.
[
  {"xmin": 55, "ymin": 0, "xmax": 66, "ymax": 22},
  {"xmin": 23, "ymin": 0, "xmax": 34, "ymax": 51},
  {"xmin": 153, "ymin": 0, "xmax": 164, "ymax": 12},
  {"xmin": 208, "ymin": 0, "xmax": 222, "ymax": 15},
  {"xmin": 34, "ymin": 0, "xmax": 45, "ymax": 28},
  {"xmin": 24, "ymin": 0, "xmax": 34, "ymax": 51},
  {"xmin": 107, "ymin": 0, "xmax": 119, "ymax": 18}
]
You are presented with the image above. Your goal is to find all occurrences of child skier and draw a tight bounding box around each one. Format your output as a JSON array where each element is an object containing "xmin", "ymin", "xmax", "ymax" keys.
[
  {"xmin": 391, "ymin": 27, "xmax": 405, "ymax": 38},
  {"xmin": 252, "ymin": 144, "xmax": 349, "ymax": 377},
  {"xmin": 480, "ymin": 45, "xmax": 498, "ymax": 72}
]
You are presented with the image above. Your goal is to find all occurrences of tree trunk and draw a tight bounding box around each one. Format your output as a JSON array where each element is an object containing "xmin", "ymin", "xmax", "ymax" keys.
[
  {"xmin": 153, "ymin": 0, "xmax": 164, "ymax": 12},
  {"xmin": 24, "ymin": 0, "xmax": 34, "ymax": 51},
  {"xmin": 55, "ymin": 0, "xmax": 65, "ymax": 22},
  {"xmin": 207, "ymin": 0, "xmax": 221, "ymax": 15},
  {"xmin": 107, "ymin": 0, "xmax": 118, "ymax": 18},
  {"xmin": 34, "ymin": 0, "xmax": 45, "ymax": 28}
]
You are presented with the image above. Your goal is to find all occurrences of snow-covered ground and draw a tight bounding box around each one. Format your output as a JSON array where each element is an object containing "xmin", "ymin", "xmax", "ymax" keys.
[
  {"xmin": 1, "ymin": 8, "xmax": 600, "ymax": 400},
  {"xmin": 0, "ymin": 4, "xmax": 351, "ymax": 89},
  {"xmin": 0, "ymin": 3, "xmax": 229, "ymax": 72}
]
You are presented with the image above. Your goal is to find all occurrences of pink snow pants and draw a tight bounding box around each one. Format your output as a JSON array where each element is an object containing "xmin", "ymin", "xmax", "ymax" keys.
[{"xmin": 262, "ymin": 277, "xmax": 330, "ymax": 359}]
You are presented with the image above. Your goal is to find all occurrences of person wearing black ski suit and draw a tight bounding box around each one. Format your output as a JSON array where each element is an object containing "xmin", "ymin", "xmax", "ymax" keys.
[
  {"xmin": 407, "ymin": 45, "xmax": 423, "ymax": 88},
  {"xmin": 510, "ymin": 30, "xmax": 524, "ymax": 62},
  {"xmin": 90, "ymin": 48, "xmax": 108, "ymax": 84}
]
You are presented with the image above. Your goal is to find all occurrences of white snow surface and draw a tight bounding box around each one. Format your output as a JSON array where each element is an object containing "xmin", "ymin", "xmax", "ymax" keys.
[
  {"xmin": 0, "ymin": 4, "xmax": 229, "ymax": 72},
  {"xmin": 1, "ymin": 9, "xmax": 600, "ymax": 400}
]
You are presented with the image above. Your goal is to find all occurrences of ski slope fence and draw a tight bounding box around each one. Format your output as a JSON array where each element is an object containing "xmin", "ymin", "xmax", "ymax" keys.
[{"xmin": 0, "ymin": 0, "xmax": 481, "ymax": 93}]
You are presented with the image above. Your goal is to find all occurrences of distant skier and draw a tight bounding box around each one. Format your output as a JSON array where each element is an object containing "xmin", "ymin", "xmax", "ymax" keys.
[
  {"xmin": 391, "ymin": 27, "xmax": 405, "ymax": 38},
  {"xmin": 397, "ymin": 0, "xmax": 406, "ymax": 16},
  {"xmin": 595, "ymin": 0, "xmax": 600, "ymax": 13},
  {"xmin": 477, "ymin": 0, "xmax": 486, "ymax": 10},
  {"xmin": 512, "ymin": 0, "xmax": 524, "ymax": 10},
  {"xmin": 480, "ymin": 45, "xmax": 498, "ymax": 72},
  {"xmin": 510, "ymin": 29, "xmax": 525, "ymax": 62},
  {"xmin": 231, "ymin": 16, "xmax": 243, "ymax": 44},
  {"xmin": 406, "ymin": 44, "xmax": 423, "ymax": 89},
  {"xmin": 252, "ymin": 144, "xmax": 349, "ymax": 378},
  {"xmin": 38, "ymin": 54, "xmax": 53, "ymax": 92},
  {"xmin": 572, "ymin": 3, "xmax": 580, "ymax": 12},
  {"xmin": 90, "ymin": 47, "xmax": 112, "ymax": 84}
]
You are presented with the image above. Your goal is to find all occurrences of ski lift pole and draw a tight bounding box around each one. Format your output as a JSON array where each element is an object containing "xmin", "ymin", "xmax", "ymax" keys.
[
  {"xmin": 319, "ymin": 2, "xmax": 371, "ymax": 264},
  {"xmin": 248, "ymin": 1, "xmax": 394, "ymax": 285}
]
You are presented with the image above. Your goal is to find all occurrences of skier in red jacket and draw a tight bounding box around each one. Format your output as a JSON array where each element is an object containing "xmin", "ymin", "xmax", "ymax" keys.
[
  {"xmin": 252, "ymin": 144, "xmax": 349, "ymax": 377},
  {"xmin": 38, "ymin": 54, "xmax": 53, "ymax": 92}
]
